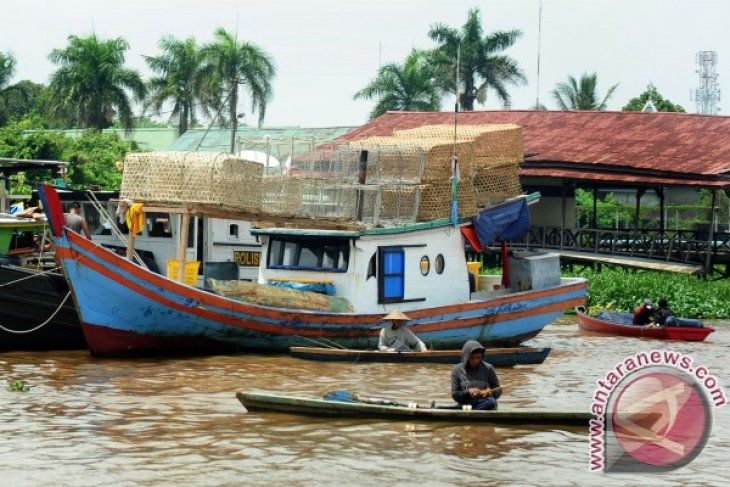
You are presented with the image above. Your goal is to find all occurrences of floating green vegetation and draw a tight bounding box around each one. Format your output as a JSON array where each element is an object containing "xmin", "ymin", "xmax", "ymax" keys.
[
  {"xmin": 8, "ymin": 380, "xmax": 29, "ymax": 392},
  {"xmin": 565, "ymin": 268, "xmax": 730, "ymax": 319},
  {"xmin": 480, "ymin": 265, "xmax": 730, "ymax": 319}
]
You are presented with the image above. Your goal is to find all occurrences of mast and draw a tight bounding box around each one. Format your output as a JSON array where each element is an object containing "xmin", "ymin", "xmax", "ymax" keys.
[{"xmin": 450, "ymin": 45, "xmax": 461, "ymax": 226}]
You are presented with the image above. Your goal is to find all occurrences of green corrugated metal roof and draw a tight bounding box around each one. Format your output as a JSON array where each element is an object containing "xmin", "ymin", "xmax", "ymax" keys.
[
  {"xmin": 25, "ymin": 128, "xmax": 179, "ymax": 152},
  {"xmin": 169, "ymin": 126, "xmax": 356, "ymax": 154}
]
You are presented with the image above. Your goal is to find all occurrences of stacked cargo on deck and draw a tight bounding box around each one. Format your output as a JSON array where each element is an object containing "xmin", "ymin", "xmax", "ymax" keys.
[{"xmin": 118, "ymin": 124, "xmax": 524, "ymax": 227}]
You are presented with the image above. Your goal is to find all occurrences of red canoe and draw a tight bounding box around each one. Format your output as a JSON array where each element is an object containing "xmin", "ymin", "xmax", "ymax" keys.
[{"xmin": 575, "ymin": 307, "xmax": 715, "ymax": 342}]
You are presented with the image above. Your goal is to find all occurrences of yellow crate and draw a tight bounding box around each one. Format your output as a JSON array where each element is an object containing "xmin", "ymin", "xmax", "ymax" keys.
[
  {"xmin": 466, "ymin": 261, "xmax": 482, "ymax": 290},
  {"xmin": 166, "ymin": 259, "xmax": 200, "ymax": 286}
]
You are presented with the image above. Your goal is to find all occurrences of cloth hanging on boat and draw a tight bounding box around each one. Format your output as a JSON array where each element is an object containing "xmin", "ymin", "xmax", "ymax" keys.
[
  {"xmin": 472, "ymin": 198, "xmax": 530, "ymax": 247},
  {"xmin": 126, "ymin": 203, "xmax": 145, "ymax": 235}
]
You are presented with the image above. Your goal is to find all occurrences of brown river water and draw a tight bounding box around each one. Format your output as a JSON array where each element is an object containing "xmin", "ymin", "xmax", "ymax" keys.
[{"xmin": 1, "ymin": 318, "xmax": 727, "ymax": 487}]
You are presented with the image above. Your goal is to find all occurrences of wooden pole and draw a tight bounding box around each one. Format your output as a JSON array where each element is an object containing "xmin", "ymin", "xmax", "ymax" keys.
[
  {"xmin": 356, "ymin": 150, "xmax": 368, "ymax": 221},
  {"xmin": 126, "ymin": 232, "xmax": 136, "ymax": 261},
  {"xmin": 176, "ymin": 212, "xmax": 191, "ymax": 282},
  {"xmin": 634, "ymin": 188, "xmax": 646, "ymax": 230},
  {"xmin": 705, "ymin": 190, "xmax": 717, "ymax": 273},
  {"xmin": 657, "ymin": 187, "xmax": 665, "ymax": 232},
  {"xmin": 592, "ymin": 187, "xmax": 597, "ymax": 229},
  {"xmin": 500, "ymin": 241, "xmax": 510, "ymax": 288}
]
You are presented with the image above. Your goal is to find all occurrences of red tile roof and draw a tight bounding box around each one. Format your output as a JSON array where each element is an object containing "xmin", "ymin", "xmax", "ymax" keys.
[{"xmin": 339, "ymin": 111, "xmax": 730, "ymax": 188}]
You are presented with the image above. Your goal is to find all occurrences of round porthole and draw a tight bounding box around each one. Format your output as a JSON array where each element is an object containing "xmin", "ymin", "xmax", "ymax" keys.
[
  {"xmin": 435, "ymin": 254, "xmax": 445, "ymax": 274},
  {"xmin": 420, "ymin": 255, "xmax": 430, "ymax": 276}
]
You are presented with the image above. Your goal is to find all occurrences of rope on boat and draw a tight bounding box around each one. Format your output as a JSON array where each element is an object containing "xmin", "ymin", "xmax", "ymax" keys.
[
  {"xmin": 0, "ymin": 248, "xmax": 90, "ymax": 334},
  {"xmin": 0, "ymin": 264, "xmax": 65, "ymax": 288},
  {"xmin": 0, "ymin": 291, "xmax": 72, "ymax": 334}
]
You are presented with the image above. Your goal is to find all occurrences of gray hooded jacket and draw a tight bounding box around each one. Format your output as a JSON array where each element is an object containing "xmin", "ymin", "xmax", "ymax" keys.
[{"xmin": 450, "ymin": 340, "xmax": 501, "ymax": 405}]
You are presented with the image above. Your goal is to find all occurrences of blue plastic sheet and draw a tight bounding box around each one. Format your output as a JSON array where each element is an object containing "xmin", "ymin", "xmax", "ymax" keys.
[
  {"xmin": 267, "ymin": 280, "xmax": 336, "ymax": 296},
  {"xmin": 472, "ymin": 198, "xmax": 530, "ymax": 246}
]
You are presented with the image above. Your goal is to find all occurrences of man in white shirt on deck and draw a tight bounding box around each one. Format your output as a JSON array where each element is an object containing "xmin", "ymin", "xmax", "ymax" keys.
[{"xmin": 377, "ymin": 310, "xmax": 427, "ymax": 352}]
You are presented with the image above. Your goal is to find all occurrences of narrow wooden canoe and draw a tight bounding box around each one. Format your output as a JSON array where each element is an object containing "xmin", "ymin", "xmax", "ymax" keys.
[
  {"xmin": 236, "ymin": 392, "xmax": 593, "ymax": 426},
  {"xmin": 576, "ymin": 308, "xmax": 715, "ymax": 342},
  {"xmin": 289, "ymin": 346, "xmax": 551, "ymax": 366}
]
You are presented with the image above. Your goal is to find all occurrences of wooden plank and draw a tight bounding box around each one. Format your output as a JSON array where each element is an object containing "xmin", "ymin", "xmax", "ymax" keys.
[{"xmin": 544, "ymin": 249, "xmax": 703, "ymax": 274}]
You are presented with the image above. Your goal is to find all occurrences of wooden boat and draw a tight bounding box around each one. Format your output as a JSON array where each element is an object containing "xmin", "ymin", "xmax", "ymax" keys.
[
  {"xmin": 0, "ymin": 263, "xmax": 85, "ymax": 350},
  {"xmin": 289, "ymin": 346, "xmax": 551, "ymax": 366},
  {"xmin": 40, "ymin": 183, "xmax": 586, "ymax": 356},
  {"xmin": 576, "ymin": 307, "xmax": 715, "ymax": 342},
  {"xmin": 236, "ymin": 391, "xmax": 592, "ymax": 426},
  {"xmin": 39, "ymin": 183, "xmax": 587, "ymax": 356},
  {"xmin": 0, "ymin": 214, "xmax": 84, "ymax": 350}
]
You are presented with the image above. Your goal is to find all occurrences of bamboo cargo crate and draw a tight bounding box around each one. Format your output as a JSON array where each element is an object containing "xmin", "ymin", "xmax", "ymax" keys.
[{"xmin": 120, "ymin": 152, "xmax": 263, "ymax": 212}]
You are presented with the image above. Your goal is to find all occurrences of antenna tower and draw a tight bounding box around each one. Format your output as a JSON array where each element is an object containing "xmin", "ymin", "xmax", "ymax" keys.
[{"xmin": 691, "ymin": 51, "xmax": 720, "ymax": 114}]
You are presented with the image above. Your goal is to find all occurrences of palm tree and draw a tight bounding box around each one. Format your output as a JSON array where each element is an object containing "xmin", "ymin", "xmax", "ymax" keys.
[
  {"xmin": 145, "ymin": 36, "xmax": 209, "ymax": 135},
  {"xmin": 0, "ymin": 52, "xmax": 17, "ymax": 125},
  {"xmin": 428, "ymin": 8, "xmax": 526, "ymax": 110},
  {"xmin": 354, "ymin": 49, "xmax": 441, "ymax": 119},
  {"xmin": 552, "ymin": 73, "xmax": 618, "ymax": 111},
  {"xmin": 203, "ymin": 28, "xmax": 276, "ymax": 152},
  {"xmin": 48, "ymin": 34, "xmax": 147, "ymax": 131}
]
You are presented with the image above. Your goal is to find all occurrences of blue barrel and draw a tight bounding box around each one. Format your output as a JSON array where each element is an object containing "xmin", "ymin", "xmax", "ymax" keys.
[{"xmin": 204, "ymin": 261, "xmax": 240, "ymax": 289}]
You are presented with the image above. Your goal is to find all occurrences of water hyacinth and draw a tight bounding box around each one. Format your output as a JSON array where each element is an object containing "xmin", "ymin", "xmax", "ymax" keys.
[{"xmin": 566, "ymin": 267, "xmax": 730, "ymax": 319}]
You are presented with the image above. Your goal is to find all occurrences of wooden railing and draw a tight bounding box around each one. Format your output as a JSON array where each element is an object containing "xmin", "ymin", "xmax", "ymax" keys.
[{"xmin": 490, "ymin": 226, "xmax": 730, "ymax": 268}]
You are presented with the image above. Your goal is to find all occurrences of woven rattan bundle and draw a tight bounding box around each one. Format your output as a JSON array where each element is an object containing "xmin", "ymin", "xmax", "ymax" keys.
[{"xmin": 120, "ymin": 152, "xmax": 263, "ymax": 211}]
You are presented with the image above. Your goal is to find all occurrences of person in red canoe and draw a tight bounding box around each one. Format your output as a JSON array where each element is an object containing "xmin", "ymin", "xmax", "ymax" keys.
[
  {"xmin": 654, "ymin": 298, "xmax": 704, "ymax": 328},
  {"xmin": 632, "ymin": 299, "xmax": 654, "ymax": 325}
]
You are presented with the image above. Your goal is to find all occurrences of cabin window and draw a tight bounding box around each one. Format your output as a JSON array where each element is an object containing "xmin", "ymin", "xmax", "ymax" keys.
[
  {"xmin": 420, "ymin": 255, "xmax": 430, "ymax": 276},
  {"xmin": 379, "ymin": 247, "xmax": 404, "ymax": 303},
  {"xmin": 147, "ymin": 213, "xmax": 172, "ymax": 238},
  {"xmin": 267, "ymin": 235, "xmax": 350, "ymax": 272},
  {"xmin": 435, "ymin": 254, "xmax": 445, "ymax": 274},
  {"xmin": 229, "ymin": 224, "xmax": 239, "ymax": 238}
]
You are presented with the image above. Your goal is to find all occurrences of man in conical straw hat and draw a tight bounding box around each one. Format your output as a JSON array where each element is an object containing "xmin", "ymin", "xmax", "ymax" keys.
[{"xmin": 377, "ymin": 309, "xmax": 427, "ymax": 352}]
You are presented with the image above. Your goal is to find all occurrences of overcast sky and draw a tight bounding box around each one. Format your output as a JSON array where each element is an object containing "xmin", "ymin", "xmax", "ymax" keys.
[{"xmin": 2, "ymin": 0, "xmax": 726, "ymax": 127}]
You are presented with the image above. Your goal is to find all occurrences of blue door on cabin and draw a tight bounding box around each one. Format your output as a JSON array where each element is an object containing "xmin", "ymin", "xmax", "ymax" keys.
[{"xmin": 379, "ymin": 247, "xmax": 404, "ymax": 303}]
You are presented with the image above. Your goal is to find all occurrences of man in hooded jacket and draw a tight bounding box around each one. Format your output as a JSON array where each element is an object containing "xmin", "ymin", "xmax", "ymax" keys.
[{"xmin": 451, "ymin": 340, "xmax": 501, "ymax": 410}]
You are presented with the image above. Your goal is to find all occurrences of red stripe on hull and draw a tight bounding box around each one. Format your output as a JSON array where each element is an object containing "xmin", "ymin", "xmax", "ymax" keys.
[
  {"xmin": 82, "ymin": 322, "xmax": 239, "ymax": 357},
  {"xmin": 61, "ymin": 232, "xmax": 588, "ymax": 325}
]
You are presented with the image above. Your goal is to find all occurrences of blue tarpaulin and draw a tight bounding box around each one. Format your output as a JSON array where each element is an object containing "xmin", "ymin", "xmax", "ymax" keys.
[
  {"xmin": 267, "ymin": 280, "xmax": 336, "ymax": 296},
  {"xmin": 472, "ymin": 198, "xmax": 530, "ymax": 247}
]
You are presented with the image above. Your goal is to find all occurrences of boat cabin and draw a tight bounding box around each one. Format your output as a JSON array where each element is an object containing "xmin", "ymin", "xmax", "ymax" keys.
[{"xmin": 253, "ymin": 220, "xmax": 472, "ymax": 314}]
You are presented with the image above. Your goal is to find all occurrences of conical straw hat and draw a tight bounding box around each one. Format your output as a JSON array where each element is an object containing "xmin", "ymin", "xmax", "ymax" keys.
[{"xmin": 382, "ymin": 309, "xmax": 411, "ymax": 321}]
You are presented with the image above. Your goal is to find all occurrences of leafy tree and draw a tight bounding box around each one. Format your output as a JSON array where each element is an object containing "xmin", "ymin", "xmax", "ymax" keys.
[
  {"xmin": 48, "ymin": 34, "xmax": 147, "ymax": 131},
  {"xmin": 203, "ymin": 28, "xmax": 276, "ymax": 151},
  {"xmin": 145, "ymin": 36, "xmax": 209, "ymax": 135},
  {"xmin": 0, "ymin": 121, "xmax": 138, "ymax": 192},
  {"xmin": 428, "ymin": 8, "xmax": 526, "ymax": 110},
  {"xmin": 63, "ymin": 131, "xmax": 138, "ymax": 189},
  {"xmin": 574, "ymin": 188, "xmax": 632, "ymax": 229},
  {"xmin": 1, "ymin": 80, "xmax": 48, "ymax": 123},
  {"xmin": 552, "ymin": 73, "xmax": 618, "ymax": 110},
  {"xmin": 623, "ymin": 85, "xmax": 685, "ymax": 112},
  {"xmin": 354, "ymin": 49, "xmax": 441, "ymax": 119},
  {"xmin": 0, "ymin": 51, "xmax": 17, "ymax": 125}
]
